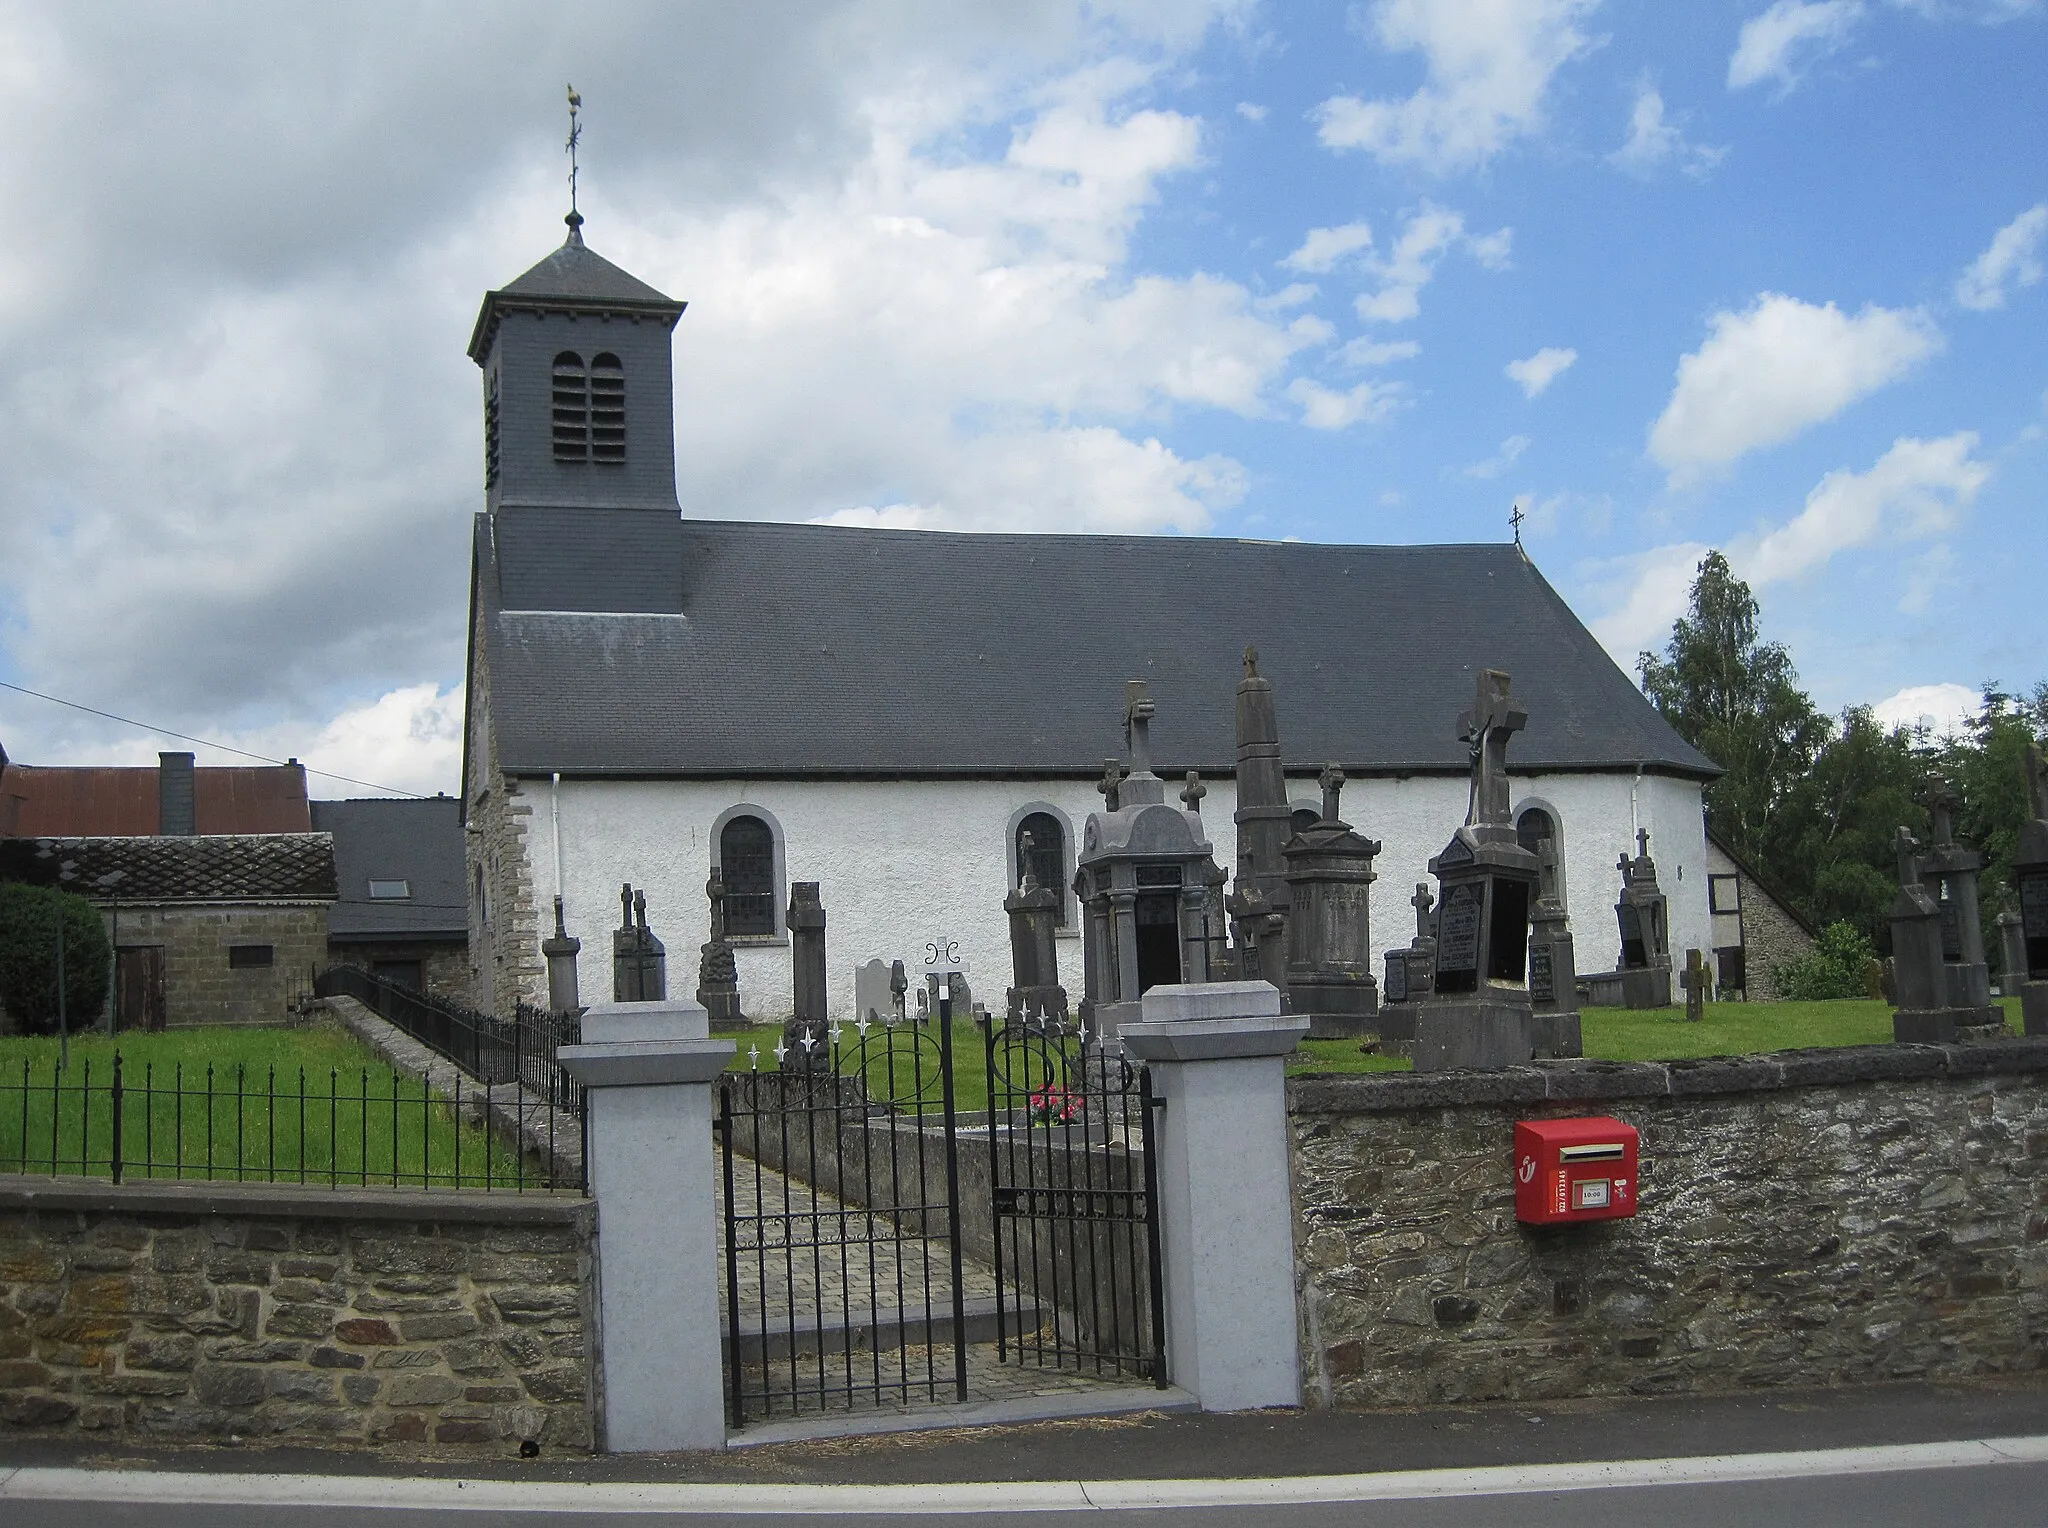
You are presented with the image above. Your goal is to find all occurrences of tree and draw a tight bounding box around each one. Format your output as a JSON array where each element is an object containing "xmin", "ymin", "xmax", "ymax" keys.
[
  {"xmin": 1638, "ymin": 552, "xmax": 1831, "ymax": 866},
  {"xmin": 1776, "ymin": 705, "xmax": 1927, "ymax": 946},
  {"xmin": 0, "ymin": 883, "xmax": 112, "ymax": 1036},
  {"xmin": 1938, "ymin": 681, "xmax": 2048, "ymax": 915}
]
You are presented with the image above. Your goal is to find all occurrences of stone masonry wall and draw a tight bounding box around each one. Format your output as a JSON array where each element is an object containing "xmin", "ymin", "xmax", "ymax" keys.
[
  {"xmin": 465, "ymin": 603, "xmax": 544, "ymax": 1016},
  {"xmin": 0, "ymin": 1179, "xmax": 594, "ymax": 1450},
  {"xmin": 112, "ymin": 903, "xmax": 329, "ymax": 1027},
  {"xmin": 327, "ymin": 940, "xmax": 472, "ymax": 1004},
  {"xmin": 1737, "ymin": 869, "xmax": 1816, "ymax": 1003},
  {"xmin": 1290, "ymin": 1041, "xmax": 2048, "ymax": 1409}
]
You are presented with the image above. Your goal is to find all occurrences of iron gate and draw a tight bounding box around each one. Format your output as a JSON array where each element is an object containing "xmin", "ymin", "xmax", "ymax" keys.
[
  {"xmin": 718, "ymin": 1018, "xmax": 969, "ymax": 1424},
  {"xmin": 983, "ymin": 1020, "xmax": 1167, "ymax": 1385}
]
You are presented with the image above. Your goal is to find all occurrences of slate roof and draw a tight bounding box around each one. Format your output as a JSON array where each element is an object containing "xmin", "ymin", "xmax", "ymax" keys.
[
  {"xmin": 0, "ymin": 834, "xmax": 338, "ymax": 902},
  {"xmin": 0, "ymin": 763, "xmax": 312, "ymax": 837},
  {"xmin": 473, "ymin": 510, "xmax": 1720, "ymax": 781},
  {"xmin": 468, "ymin": 234, "xmax": 685, "ymax": 361},
  {"xmin": 310, "ymin": 798, "xmax": 468, "ymax": 942}
]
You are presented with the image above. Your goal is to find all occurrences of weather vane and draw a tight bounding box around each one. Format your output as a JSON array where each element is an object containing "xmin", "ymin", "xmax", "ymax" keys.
[{"xmin": 565, "ymin": 84, "xmax": 584, "ymax": 233}]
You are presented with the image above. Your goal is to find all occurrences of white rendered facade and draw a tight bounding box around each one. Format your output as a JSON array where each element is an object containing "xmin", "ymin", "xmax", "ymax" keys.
[{"xmin": 508, "ymin": 767, "xmax": 1710, "ymax": 1024}]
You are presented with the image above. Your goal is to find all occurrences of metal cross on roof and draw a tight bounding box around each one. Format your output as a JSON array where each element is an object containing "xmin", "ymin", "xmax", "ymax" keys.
[{"xmin": 1509, "ymin": 502, "xmax": 1525, "ymax": 545}]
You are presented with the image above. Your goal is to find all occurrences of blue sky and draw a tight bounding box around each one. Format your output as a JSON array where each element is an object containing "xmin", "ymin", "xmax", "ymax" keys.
[{"xmin": 0, "ymin": 2, "xmax": 2041, "ymax": 793}]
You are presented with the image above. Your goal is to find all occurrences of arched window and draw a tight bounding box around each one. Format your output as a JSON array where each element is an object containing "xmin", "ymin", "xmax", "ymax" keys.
[
  {"xmin": 1015, "ymin": 811, "xmax": 1067, "ymax": 925},
  {"xmin": 719, "ymin": 814, "xmax": 777, "ymax": 937},
  {"xmin": 1515, "ymin": 803, "xmax": 1566, "ymax": 903},
  {"xmin": 551, "ymin": 351, "xmax": 588, "ymax": 460},
  {"xmin": 1290, "ymin": 805, "xmax": 1322, "ymax": 837},
  {"xmin": 588, "ymin": 352, "xmax": 625, "ymax": 462}
]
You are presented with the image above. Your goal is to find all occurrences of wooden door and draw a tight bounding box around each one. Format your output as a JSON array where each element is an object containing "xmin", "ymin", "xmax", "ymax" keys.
[{"xmin": 116, "ymin": 947, "xmax": 166, "ymax": 1032}]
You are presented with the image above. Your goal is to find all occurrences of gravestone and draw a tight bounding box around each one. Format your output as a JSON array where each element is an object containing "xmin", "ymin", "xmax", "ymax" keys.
[
  {"xmin": 1379, "ymin": 884, "xmax": 1439, "ymax": 1054},
  {"xmin": 1613, "ymin": 831, "xmax": 1672, "ymax": 1008},
  {"xmin": 853, "ymin": 957, "xmax": 895, "ymax": 1027},
  {"xmin": 611, "ymin": 884, "xmax": 667, "ymax": 1002},
  {"xmin": 695, "ymin": 867, "xmax": 742, "ymax": 1027},
  {"xmin": 1995, "ymin": 902, "xmax": 2025, "ymax": 999},
  {"xmin": 1526, "ymin": 838, "xmax": 1581, "ymax": 1058},
  {"xmin": 542, "ymin": 895, "xmax": 582, "ymax": 1015},
  {"xmin": 2016, "ymin": 742, "xmax": 2048, "ymax": 1036},
  {"xmin": 890, "ymin": 958, "xmax": 909, "ymax": 1024},
  {"xmin": 1889, "ymin": 828, "xmax": 1952, "ymax": 1039},
  {"xmin": 1225, "ymin": 648, "xmax": 1294, "ymax": 995},
  {"xmin": 1681, "ymin": 948, "xmax": 1709, "ymax": 1024},
  {"xmin": 782, "ymin": 882, "xmax": 828, "ymax": 1071},
  {"xmin": 1005, "ymin": 829, "xmax": 1070, "ymax": 1032},
  {"xmin": 1414, "ymin": 671, "xmax": 1540, "ymax": 1071},
  {"xmin": 1282, "ymin": 764, "xmax": 1382, "ymax": 1038},
  {"xmin": 1074, "ymin": 680, "xmax": 1229, "ymax": 1043},
  {"xmin": 1915, "ymin": 781, "xmax": 1999, "ymax": 1030}
]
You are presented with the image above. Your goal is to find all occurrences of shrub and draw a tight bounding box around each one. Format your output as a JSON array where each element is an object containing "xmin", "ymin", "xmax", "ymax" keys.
[
  {"xmin": 1772, "ymin": 920, "xmax": 1880, "ymax": 1002},
  {"xmin": 0, "ymin": 883, "xmax": 112, "ymax": 1034}
]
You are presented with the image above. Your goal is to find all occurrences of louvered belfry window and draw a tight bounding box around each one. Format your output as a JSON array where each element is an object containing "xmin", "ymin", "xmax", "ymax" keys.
[
  {"xmin": 589, "ymin": 352, "xmax": 626, "ymax": 461},
  {"xmin": 552, "ymin": 351, "xmax": 589, "ymax": 460}
]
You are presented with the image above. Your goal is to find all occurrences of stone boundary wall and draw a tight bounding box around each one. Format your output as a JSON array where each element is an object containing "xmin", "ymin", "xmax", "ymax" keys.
[
  {"xmin": 1290, "ymin": 1040, "xmax": 2048, "ymax": 1409},
  {"xmin": 0, "ymin": 1178, "xmax": 595, "ymax": 1450}
]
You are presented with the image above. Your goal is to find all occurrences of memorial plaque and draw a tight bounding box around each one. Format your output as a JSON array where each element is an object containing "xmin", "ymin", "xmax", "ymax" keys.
[
  {"xmin": 1529, "ymin": 943, "xmax": 1555, "ymax": 1003},
  {"xmin": 1437, "ymin": 882, "xmax": 1482, "ymax": 972},
  {"xmin": 1939, "ymin": 895, "xmax": 1963, "ymax": 962},
  {"xmin": 1617, "ymin": 902, "xmax": 1646, "ymax": 967},
  {"xmin": 1384, "ymin": 951, "xmax": 1408, "ymax": 1003},
  {"xmin": 2021, "ymin": 874, "xmax": 2048, "ymax": 938}
]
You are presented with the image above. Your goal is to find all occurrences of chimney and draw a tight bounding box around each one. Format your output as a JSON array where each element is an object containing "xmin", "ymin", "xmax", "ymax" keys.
[{"xmin": 159, "ymin": 751, "xmax": 196, "ymax": 836}]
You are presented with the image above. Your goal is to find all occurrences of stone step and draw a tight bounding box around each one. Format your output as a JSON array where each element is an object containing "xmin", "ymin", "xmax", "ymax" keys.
[{"xmin": 724, "ymin": 1294, "xmax": 1043, "ymax": 1364}]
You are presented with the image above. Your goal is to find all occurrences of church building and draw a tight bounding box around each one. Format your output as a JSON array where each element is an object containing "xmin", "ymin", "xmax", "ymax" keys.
[{"xmin": 461, "ymin": 215, "xmax": 1720, "ymax": 1022}]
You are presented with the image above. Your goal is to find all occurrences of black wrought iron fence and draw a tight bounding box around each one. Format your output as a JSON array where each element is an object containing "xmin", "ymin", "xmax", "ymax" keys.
[
  {"xmin": 1, "ymin": 1053, "xmax": 580, "ymax": 1191},
  {"xmin": 314, "ymin": 965, "xmax": 583, "ymax": 1118}
]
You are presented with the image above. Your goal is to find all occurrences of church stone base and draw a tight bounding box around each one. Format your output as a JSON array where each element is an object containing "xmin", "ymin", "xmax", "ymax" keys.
[
  {"xmin": 1530, "ymin": 1009, "xmax": 1582, "ymax": 1060},
  {"xmin": 2023, "ymin": 983, "xmax": 2048, "ymax": 1037},
  {"xmin": 1893, "ymin": 1006, "xmax": 2006, "ymax": 1044},
  {"xmin": 1304, "ymin": 1010, "xmax": 1372, "ymax": 1040},
  {"xmin": 1620, "ymin": 968, "xmax": 1671, "ymax": 1009},
  {"xmin": 1413, "ymin": 998, "xmax": 1532, "ymax": 1072}
]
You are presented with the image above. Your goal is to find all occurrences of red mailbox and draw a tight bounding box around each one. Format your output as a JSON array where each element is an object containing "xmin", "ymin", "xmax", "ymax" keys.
[{"xmin": 1515, "ymin": 1116, "xmax": 1639, "ymax": 1224}]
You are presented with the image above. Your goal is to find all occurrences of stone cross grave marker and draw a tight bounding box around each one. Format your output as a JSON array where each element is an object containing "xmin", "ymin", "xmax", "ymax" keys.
[
  {"xmin": 1681, "ymin": 948, "xmax": 1709, "ymax": 1022},
  {"xmin": 1457, "ymin": 670, "xmax": 1527, "ymax": 828},
  {"xmin": 1180, "ymin": 770, "xmax": 1206, "ymax": 814}
]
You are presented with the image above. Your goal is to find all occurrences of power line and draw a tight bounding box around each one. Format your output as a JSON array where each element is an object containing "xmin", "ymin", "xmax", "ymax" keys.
[{"xmin": 0, "ymin": 678, "xmax": 433, "ymax": 799}]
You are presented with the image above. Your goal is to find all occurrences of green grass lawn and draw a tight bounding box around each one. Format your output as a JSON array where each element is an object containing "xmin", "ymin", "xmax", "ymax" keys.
[
  {"xmin": 714, "ymin": 995, "xmax": 2028, "ymax": 1092},
  {"xmin": 0, "ymin": 1024, "xmax": 530, "ymax": 1188}
]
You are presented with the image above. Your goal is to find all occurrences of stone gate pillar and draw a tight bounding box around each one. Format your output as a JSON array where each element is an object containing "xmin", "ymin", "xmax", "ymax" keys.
[
  {"xmin": 557, "ymin": 998, "xmax": 733, "ymax": 1452},
  {"xmin": 1118, "ymin": 980, "xmax": 1306, "ymax": 1411}
]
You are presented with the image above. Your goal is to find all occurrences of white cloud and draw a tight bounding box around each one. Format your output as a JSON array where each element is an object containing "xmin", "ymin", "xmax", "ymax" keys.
[
  {"xmin": 1314, "ymin": 0, "xmax": 1599, "ymax": 173},
  {"xmin": 1463, "ymin": 434, "xmax": 1531, "ymax": 478},
  {"xmin": 1351, "ymin": 205, "xmax": 1509, "ymax": 324},
  {"xmin": 1728, "ymin": 1, "xmax": 1864, "ymax": 93},
  {"xmin": 1287, "ymin": 378, "xmax": 1404, "ymax": 430},
  {"xmin": 1282, "ymin": 222, "xmax": 1374, "ymax": 273},
  {"xmin": 1742, "ymin": 433, "xmax": 1988, "ymax": 584},
  {"xmin": 1505, "ymin": 345, "xmax": 1577, "ymax": 397},
  {"xmin": 1236, "ymin": 101, "xmax": 1268, "ymax": 122},
  {"xmin": 1608, "ymin": 86, "xmax": 1726, "ymax": 178},
  {"xmin": 1647, "ymin": 293, "xmax": 1941, "ymax": 482},
  {"xmin": 1592, "ymin": 434, "xmax": 1989, "ymax": 665},
  {"xmin": 1586, "ymin": 541, "xmax": 1715, "ymax": 662},
  {"xmin": 1955, "ymin": 203, "xmax": 2048, "ymax": 310},
  {"xmin": 1869, "ymin": 681, "xmax": 1980, "ymax": 739},
  {"xmin": 1338, "ymin": 336, "xmax": 1422, "ymax": 367}
]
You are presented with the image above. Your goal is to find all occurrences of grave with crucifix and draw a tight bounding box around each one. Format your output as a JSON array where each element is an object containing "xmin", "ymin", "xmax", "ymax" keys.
[
  {"xmin": 695, "ymin": 866, "xmax": 743, "ymax": 1027},
  {"xmin": 1280, "ymin": 763, "xmax": 1383, "ymax": 1039},
  {"xmin": 1225, "ymin": 646, "xmax": 1294, "ymax": 999},
  {"xmin": 1613, "ymin": 830, "xmax": 1673, "ymax": 1009},
  {"xmin": 1913, "ymin": 779, "xmax": 1999, "ymax": 1031},
  {"xmin": 2016, "ymin": 742, "xmax": 2048, "ymax": 1036},
  {"xmin": 1888, "ymin": 827, "xmax": 1955, "ymax": 1041},
  {"xmin": 1004, "ymin": 824, "xmax": 1071, "ymax": 1030},
  {"xmin": 1527, "ymin": 836, "xmax": 1583, "ymax": 1057},
  {"xmin": 1073, "ymin": 680, "xmax": 1229, "ymax": 1043},
  {"xmin": 1374, "ymin": 882, "xmax": 1440, "ymax": 1054},
  {"xmin": 1413, "ymin": 670, "xmax": 1542, "ymax": 1071},
  {"xmin": 781, "ymin": 881, "xmax": 830, "ymax": 1072},
  {"xmin": 611, "ymin": 884, "xmax": 667, "ymax": 1002}
]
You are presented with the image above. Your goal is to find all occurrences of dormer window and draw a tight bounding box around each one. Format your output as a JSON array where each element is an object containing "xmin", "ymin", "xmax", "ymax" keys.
[
  {"xmin": 368, "ymin": 879, "xmax": 411, "ymax": 901},
  {"xmin": 552, "ymin": 351, "xmax": 589, "ymax": 460},
  {"xmin": 589, "ymin": 352, "xmax": 625, "ymax": 462}
]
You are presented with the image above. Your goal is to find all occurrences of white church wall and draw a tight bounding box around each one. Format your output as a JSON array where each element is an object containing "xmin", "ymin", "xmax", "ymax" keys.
[{"xmin": 521, "ymin": 769, "xmax": 1709, "ymax": 1023}]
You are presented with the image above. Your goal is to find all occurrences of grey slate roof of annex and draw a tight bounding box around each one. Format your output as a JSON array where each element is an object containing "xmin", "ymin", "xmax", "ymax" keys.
[
  {"xmin": 0, "ymin": 834, "xmax": 338, "ymax": 902},
  {"xmin": 475, "ymin": 509, "xmax": 1719, "ymax": 782},
  {"xmin": 309, "ymin": 798, "xmax": 468, "ymax": 942}
]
